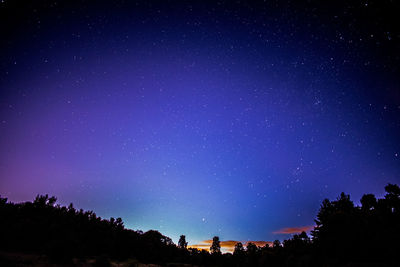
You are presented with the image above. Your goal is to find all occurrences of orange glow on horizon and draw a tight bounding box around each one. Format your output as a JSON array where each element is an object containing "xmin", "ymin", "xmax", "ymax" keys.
[{"xmin": 189, "ymin": 240, "xmax": 273, "ymax": 253}]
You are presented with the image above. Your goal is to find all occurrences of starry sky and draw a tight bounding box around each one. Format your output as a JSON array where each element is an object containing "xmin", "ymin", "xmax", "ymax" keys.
[{"xmin": 1, "ymin": 0, "xmax": 400, "ymax": 250}]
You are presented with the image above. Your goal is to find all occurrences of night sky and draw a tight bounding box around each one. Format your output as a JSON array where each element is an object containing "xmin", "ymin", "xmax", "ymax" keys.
[{"xmin": 1, "ymin": 0, "xmax": 400, "ymax": 251}]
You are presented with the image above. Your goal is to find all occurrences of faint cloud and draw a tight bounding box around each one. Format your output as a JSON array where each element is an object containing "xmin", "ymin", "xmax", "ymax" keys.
[{"xmin": 273, "ymin": 225, "xmax": 314, "ymax": 234}]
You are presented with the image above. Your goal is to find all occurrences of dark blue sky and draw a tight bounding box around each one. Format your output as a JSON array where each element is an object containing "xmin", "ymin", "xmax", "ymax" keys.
[{"xmin": 1, "ymin": 0, "xmax": 399, "ymax": 248}]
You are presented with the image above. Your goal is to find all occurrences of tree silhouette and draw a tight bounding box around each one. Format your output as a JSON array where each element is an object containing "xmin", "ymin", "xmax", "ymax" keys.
[
  {"xmin": 210, "ymin": 236, "xmax": 221, "ymax": 255},
  {"xmin": 273, "ymin": 240, "xmax": 281, "ymax": 248},
  {"xmin": 0, "ymin": 194, "xmax": 187, "ymax": 265},
  {"xmin": 312, "ymin": 192, "xmax": 358, "ymax": 264},
  {"xmin": 360, "ymin": 193, "xmax": 377, "ymax": 211},
  {"xmin": 233, "ymin": 242, "xmax": 244, "ymax": 256},
  {"xmin": 178, "ymin": 235, "xmax": 188, "ymax": 249},
  {"xmin": 245, "ymin": 242, "xmax": 258, "ymax": 266},
  {"xmin": 246, "ymin": 242, "xmax": 258, "ymax": 254},
  {"xmin": 385, "ymin": 183, "xmax": 400, "ymax": 196},
  {"xmin": 1, "ymin": 183, "xmax": 400, "ymax": 266},
  {"xmin": 384, "ymin": 183, "xmax": 400, "ymax": 213}
]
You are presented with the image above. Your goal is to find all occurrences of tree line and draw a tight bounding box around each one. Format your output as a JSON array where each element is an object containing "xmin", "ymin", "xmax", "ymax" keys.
[{"xmin": 1, "ymin": 183, "xmax": 399, "ymax": 266}]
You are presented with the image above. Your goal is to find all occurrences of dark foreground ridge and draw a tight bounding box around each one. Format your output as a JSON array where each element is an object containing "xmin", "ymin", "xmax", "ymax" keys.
[{"xmin": 1, "ymin": 184, "xmax": 399, "ymax": 266}]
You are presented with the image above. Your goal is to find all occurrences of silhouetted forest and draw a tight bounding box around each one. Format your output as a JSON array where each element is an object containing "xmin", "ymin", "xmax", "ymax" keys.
[{"xmin": 1, "ymin": 184, "xmax": 399, "ymax": 266}]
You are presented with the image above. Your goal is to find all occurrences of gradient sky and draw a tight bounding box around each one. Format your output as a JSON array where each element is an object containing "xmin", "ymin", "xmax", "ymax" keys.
[{"xmin": 1, "ymin": 0, "xmax": 399, "ymax": 248}]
